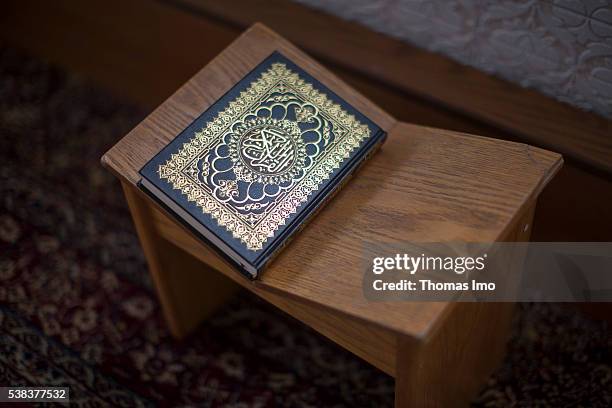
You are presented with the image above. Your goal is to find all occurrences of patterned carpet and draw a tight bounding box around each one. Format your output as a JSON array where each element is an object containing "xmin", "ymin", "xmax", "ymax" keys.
[{"xmin": 0, "ymin": 47, "xmax": 610, "ymax": 407}]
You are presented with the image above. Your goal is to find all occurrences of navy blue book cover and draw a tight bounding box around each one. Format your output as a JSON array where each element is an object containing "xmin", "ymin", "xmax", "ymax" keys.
[{"xmin": 140, "ymin": 52, "xmax": 385, "ymax": 277}]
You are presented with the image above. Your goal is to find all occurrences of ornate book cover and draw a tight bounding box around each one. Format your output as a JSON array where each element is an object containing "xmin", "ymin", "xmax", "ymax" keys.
[{"xmin": 139, "ymin": 52, "xmax": 386, "ymax": 278}]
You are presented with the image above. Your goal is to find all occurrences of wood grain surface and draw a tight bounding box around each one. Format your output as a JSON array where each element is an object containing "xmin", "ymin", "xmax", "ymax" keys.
[
  {"xmin": 121, "ymin": 120, "xmax": 557, "ymax": 382},
  {"xmin": 102, "ymin": 24, "xmax": 562, "ymax": 340},
  {"xmin": 259, "ymin": 122, "xmax": 561, "ymax": 337}
]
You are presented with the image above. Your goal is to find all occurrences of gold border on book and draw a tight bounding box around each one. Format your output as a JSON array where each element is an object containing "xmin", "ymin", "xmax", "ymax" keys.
[{"xmin": 158, "ymin": 62, "xmax": 371, "ymax": 251}]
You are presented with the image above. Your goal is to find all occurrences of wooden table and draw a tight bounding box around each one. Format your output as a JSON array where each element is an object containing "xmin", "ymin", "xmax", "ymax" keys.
[{"xmin": 102, "ymin": 24, "xmax": 562, "ymax": 407}]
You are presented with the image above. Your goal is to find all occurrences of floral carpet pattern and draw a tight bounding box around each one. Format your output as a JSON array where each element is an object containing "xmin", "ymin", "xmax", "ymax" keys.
[{"xmin": 0, "ymin": 47, "xmax": 610, "ymax": 407}]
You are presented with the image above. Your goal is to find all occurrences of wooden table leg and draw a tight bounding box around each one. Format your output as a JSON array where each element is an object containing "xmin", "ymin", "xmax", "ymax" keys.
[
  {"xmin": 122, "ymin": 181, "xmax": 239, "ymax": 338},
  {"xmin": 395, "ymin": 203, "xmax": 536, "ymax": 407},
  {"xmin": 395, "ymin": 302, "xmax": 515, "ymax": 407}
]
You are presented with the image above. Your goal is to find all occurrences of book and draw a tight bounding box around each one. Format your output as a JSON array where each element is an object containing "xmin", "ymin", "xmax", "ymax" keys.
[{"xmin": 139, "ymin": 52, "xmax": 386, "ymax": 279}]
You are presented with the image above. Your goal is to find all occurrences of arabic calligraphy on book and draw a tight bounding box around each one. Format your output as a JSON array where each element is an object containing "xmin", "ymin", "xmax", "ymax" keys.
[{"xmin": 158, "ymin": 62, "xmax": 371, "ymax": 251}]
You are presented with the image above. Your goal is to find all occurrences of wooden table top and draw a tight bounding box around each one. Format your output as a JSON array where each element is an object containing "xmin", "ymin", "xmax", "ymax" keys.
[{"xmin": 102, "ymin": 24, "xmax": 562, "ymax": 338}]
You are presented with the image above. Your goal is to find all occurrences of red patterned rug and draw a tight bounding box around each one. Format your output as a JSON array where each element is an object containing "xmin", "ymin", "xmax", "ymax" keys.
[{"xmin": 0, "ymin": 47, "xmax": 610, "ymax": 407}]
